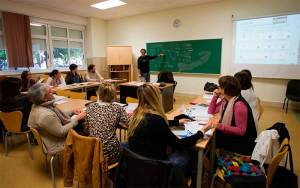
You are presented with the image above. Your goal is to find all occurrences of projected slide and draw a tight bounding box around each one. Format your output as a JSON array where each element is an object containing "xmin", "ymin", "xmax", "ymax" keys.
[{"xmin": 234, "ymin": 14, "xmax": 300, "ymax": 65}]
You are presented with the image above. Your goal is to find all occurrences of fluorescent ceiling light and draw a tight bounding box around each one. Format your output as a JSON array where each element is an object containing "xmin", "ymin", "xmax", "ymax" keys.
[
  {"xmin": 91, "ymin": 0, "xmax": 126, "ymax": 10},
  {"xmin": 30, "ymin": 23, "xmax": 42, "ymax": 27}
]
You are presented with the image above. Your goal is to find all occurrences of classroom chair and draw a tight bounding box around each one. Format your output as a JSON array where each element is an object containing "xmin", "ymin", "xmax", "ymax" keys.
[
  {"xmin": 0, "ymin": 111, "xmax": 33, "ymax": 159},
  {"xmin": 68, "ymin": 91, "xmax": 86, "ymax": 99},
  {"xmin": 30, "ymin": 127, "xmax": 61, "ymax": 188},
  {"xmin": 115, "ymin": 144, "xmax": 189, "ymax": 188},
  {"xmin": 55, "ymin": 90, "xmax": 71, "ymax": 98},
  {"xmin": 210, "ymin": 138, "xmax": 289, "ymax": 188},
  {"xmin": 64, "ymin": 129, "xmax": 118, "ymax": 188},
  {"xmin": 126, "ymin": 97, "xmax": 138, "ymax": 103},
  {"xmin": 117, "ymin": 124, "xmax": 128, "ymax": 142},
  {"xmin": 257, "ymin": 98, "xmax": 264, "ymax": 120},
  {"xmin": 90, "ymin": 95, "xmax": 97, "ymax": 102},
  {"xmin": 282, "ymin": 79, "xmax": 300, "ymax": 113}
]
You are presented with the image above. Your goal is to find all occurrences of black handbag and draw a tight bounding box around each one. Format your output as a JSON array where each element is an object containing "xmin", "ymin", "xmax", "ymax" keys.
[{"xmin": 269, "ymin": 145, "xmax": 298, "ymax": 188}]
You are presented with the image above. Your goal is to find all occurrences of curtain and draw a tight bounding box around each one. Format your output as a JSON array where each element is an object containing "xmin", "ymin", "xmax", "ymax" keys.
[{"xmin": 2, "ymin": 12, "xmax": 33, "ymax": 68}]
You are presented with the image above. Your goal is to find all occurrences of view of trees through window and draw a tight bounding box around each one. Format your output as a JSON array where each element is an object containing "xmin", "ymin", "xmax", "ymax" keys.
[{"xmin": 0, "ymin": 20, "xmax": 85, "ymax": 71}]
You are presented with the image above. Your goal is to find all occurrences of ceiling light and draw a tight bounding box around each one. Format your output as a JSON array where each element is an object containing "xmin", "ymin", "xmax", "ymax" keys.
[
  {"xmin": 30, "ymin": 23, "xmax": 42, "ymax": 27},
  {"xmin": 91, "ymin": 0, "xmax": 126, "ymax": 10}
]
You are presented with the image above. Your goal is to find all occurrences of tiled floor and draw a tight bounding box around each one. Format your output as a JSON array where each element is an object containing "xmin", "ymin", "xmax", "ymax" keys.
[{"xmin": 0, "ymin": 94, "xmax": 299, "ymax": 188}]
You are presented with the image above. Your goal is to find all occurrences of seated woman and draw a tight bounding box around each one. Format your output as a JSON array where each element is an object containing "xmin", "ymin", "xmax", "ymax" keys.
[
  {"xmin": 85, "ymin": 83, "xmax": 128, "ymax": 164},
  {"xmin": 46, "ymin": 69, "xmax": 66, "ymax": 87},
  {"xmin": 0, "ymin": 77, "xmax": 32, "ymax": 131},
  {"xmin": 21, "ymin": 70, "xmax": 36, "ymax": 92},
  {"xmin": 234, "ymin": 71, "xmax": 260, "ymax": 133},
  {"xmin": 28, "ymin": 83, "xmax": 85, "ymax": 155},
  {"xmin": 208, "ymin": 76, "xmax": 257, "ymax": 155},
  {"xmin": 128, "ymin": 83, "xmax": 210, "ymax": 187}
]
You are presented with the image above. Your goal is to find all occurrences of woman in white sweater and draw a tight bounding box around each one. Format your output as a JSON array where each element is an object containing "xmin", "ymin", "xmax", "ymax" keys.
[
  {"xmin": 46, "ymin": 69, "xmax": 66, "ymax": 87},
  {"xmin": 234, "ymin": 71, "xmax": 260, "ymax": 133}
]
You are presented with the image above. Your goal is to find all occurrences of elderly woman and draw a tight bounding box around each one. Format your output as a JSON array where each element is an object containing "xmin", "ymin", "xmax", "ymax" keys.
[
  {"xmin": 28, "ymin": 83, "xmax": 85, "ymax": 155},
  {"xmin": 208, "ymin": 76, "xmax": 257, "ymax": 155}
]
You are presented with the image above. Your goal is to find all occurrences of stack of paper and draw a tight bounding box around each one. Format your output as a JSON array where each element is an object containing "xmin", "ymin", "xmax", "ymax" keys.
[
  {"xmin": 128, "ymin": 81, "xmax": 144, "ymax": 86},
  {"xmin": 124, "ymin": 103, "xmax": 138, "ymax": 115}
]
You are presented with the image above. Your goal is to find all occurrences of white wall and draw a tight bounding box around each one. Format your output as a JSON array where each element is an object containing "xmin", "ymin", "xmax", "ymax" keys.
[
  {"xmin": 86, "ymin": 17, "xmax": 107, "ymax": 58},
  {"xmin": 107, "ymin": 0, "xmax": 300, "ymax": 103}
]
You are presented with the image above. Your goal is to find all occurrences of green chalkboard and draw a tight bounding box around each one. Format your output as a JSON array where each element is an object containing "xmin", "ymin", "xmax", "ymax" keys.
[{"xmin": 147, "ymin": 39, "xmax": 222, "ymax": 74}]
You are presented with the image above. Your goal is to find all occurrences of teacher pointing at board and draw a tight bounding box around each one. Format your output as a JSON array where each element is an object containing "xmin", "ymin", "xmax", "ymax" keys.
[{"xmin": 138, "ymin": 48, "xmax": 163, "ymax": 82}]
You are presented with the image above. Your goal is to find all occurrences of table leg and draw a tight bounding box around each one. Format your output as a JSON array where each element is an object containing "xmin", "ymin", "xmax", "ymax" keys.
[
  {"xmin": 209, "ymin": 132, "xmax": 216, "ymax": 187},
  {"xmin": 197, "ymin": 149, "xmax": 204, "ymax": 188}
]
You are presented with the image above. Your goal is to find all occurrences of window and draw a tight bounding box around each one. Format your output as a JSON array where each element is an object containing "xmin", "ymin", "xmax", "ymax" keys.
[
  {"xmin": 0, "ymin": 18, "xmax": 8, "ymax": 71},
  {"xmin": 51, "ymin": 26, "xmax": 84, "ymax": 68},
  {"xmin": 31, "ymin": 24, "xmax": 49, "ymax": 70},
  {"xmin": 0, "ymin": 17, "xmax": 85, "ymax": 72}
]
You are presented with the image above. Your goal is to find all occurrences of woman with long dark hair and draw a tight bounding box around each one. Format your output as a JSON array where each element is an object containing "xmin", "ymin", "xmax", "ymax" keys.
[{"xmin": 20, "ymin": 70, "xmax": 36, "ymax": 92}]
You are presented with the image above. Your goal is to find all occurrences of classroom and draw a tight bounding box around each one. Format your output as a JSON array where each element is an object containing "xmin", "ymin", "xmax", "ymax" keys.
[{"xmin": 0, "ymin": 0, "xmax": 299, "ymax": 187}]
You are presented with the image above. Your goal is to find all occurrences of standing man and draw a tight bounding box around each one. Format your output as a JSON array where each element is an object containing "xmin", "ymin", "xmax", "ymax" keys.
[{"xmin": 137, "ymin": 48, "xmax": 163, "ymax": 82}]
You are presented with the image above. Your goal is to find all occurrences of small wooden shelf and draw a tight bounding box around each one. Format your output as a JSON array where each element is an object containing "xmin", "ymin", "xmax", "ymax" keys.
[{"xmin": 107, "ymin": 46, "xmax": 133, "ymax": 82}]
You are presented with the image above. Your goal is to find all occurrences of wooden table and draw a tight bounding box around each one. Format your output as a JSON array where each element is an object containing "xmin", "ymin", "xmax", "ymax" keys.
[
  {"xmin": 55, "ymin": 99, "xmax": 91, "ymax": 116},
  {"xmin": 55, "ymin": 82, "xmax": 101, "ymax": 91},
  {"xmin": 166, "ymin": 95, "xmax": 218, "ymax": 188},
  {"xmin": 119, "ymin": 82, "xmax": 174, "ymax": 112}
]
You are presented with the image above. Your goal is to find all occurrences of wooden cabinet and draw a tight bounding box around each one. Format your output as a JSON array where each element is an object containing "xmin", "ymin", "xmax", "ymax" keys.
[{"xmin": 107, "ymin": 46, "xmax": 133, "ymax": 81}]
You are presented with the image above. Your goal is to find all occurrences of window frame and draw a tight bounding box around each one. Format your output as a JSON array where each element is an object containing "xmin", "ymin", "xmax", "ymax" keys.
[{"xmin": 0, "ymin": 17, "xmax": 86, "ymax": 75}]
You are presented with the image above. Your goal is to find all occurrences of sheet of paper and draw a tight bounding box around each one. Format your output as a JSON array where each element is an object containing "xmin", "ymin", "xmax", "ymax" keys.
[
  {"xmin": 124, "ymin": 103, "xmax": 138, "ymax": 114},
  {"xmin": 172, "ymin": 130, "xmax": 188, "ymax": 137},
  {"xmin": 54, "ymin": 100, "xmax": 68, "ymax": 105},
  {"xmin": 185, "ymin": 121, "xmax": 200, "ymax": 134},
  {"xmin": 112, "ymin": 102, "xmax": 127, "ymax": 107},
  {"xmin": 127, "ymin": 81, "xmax": 144, "ymax": 86}
]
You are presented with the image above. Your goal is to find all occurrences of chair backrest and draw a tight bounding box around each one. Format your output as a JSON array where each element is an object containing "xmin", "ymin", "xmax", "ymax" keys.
[
  {"xmin": 68, "ymin": 91, "xmax": 86, "ymax": 99},
  {"xmin": 30, "ymin": 127, "xmax": 48, "ymax": 154},
  {"xmin": 157, "ymin": 71, "xmax": 175, "ymax": 83},
  {"xmin": 90, "ymin": 96, "xmax": 97, "ymax": 102},
  {"xmin": 126, "ymin": 97, "xmax": 138, "ymax": 103},
  {"xmin": 0, "ymin": 111, "xmax": 23, "ymax": 133},
  {"xmin": 266, "ymin": 138, "xmax": 289, "ymax": 188},
  {"xmin": 115, "ymin": 145, "xmax": 172, "ymax": 188},
  {"xmin": 56, "ymin": 90, "xmax": 71, "ymax": 98},
  {"xmin": 286, "ymin": 79, "xmax": 300, "ymax": 97},
  {"xmin": 64, "ymin": 129, "xmax": 109, "ymax": 187},
  {"xmin": 257, "ymin": 98, "xmax": 264, "ymax": 120}
]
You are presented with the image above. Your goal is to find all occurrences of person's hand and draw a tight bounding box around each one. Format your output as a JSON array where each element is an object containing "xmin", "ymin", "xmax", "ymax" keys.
[
  {"xmin": 202, "ymin": 124, "xmax": 212, "ymax": 133},
  {"xmin": 213, "ymin": 88, "xmax": 221, "ymax": 98},
  {"xmin": 179, "ymin": 118, "xmax": 191, "ymax": 125},
  {"xmin": 74, "ymin": 108, "xmax": 84, "ymax": 115},
  {"xmin": 75, "ymin": 111, "xmax": 86, "ymax": 121}
]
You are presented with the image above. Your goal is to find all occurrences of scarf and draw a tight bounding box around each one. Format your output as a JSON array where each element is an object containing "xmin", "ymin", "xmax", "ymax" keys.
[
  {"xmin": 220, "ymin": 96, "xmax": 238, "ymax": 126},
  {"xmin": 40, "ymin": 100, "xmax": 70, "ymax": 124}
]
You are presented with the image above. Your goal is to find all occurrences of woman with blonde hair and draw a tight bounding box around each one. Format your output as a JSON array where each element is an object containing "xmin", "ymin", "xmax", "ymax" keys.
[
  {"xmin": 128, "ymin": 83, "xmax": 210, "ymax": 187},
  {"xmin": 85, "ymin": 82, "xmax": 128, "ymax": 164}
]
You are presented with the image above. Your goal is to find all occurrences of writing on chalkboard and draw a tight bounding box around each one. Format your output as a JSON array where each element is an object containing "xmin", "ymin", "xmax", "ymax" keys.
[{"xmin": 147, "ymin": 39, "xmax": 222, "ymax": 74}]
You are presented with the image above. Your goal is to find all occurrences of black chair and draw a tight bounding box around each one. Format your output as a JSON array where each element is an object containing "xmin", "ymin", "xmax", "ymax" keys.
[
  {"xmin": 157, "ymin": 71, "xmax": 177, "ymax": 101},
  {"xmin": 283, "ymin": 79, "xmax": 300, "ymax": 113},
  {"xmin": 114, "ymin": 144, "xmax": 187, "ymax": 188}
]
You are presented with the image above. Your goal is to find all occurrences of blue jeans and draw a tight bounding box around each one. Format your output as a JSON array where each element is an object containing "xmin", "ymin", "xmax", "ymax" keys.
[{"xmin": 141, "ymin": 72, "xmax": 150, "ymax": 82}]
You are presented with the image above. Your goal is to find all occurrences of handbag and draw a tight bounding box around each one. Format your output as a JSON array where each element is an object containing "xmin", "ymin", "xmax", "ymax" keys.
[{"xmin": 268, "ymin": 145, "xmax": 298, "ymax": 188}]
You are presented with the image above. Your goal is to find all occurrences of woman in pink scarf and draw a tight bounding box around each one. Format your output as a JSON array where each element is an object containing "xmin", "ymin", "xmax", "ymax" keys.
[{"xmin": 208, "ymin": 76, "xmax": 257, "ymax": 155}]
